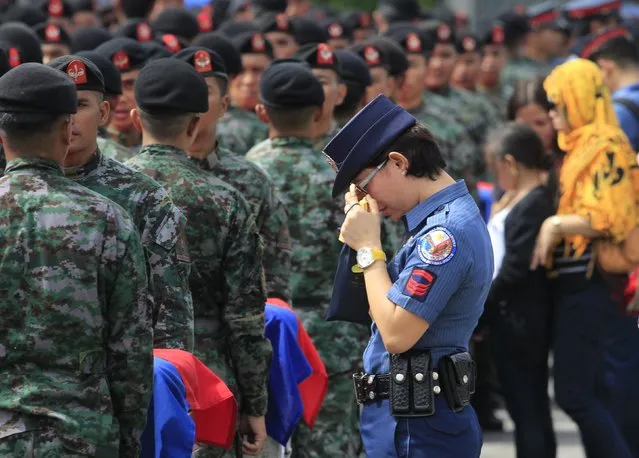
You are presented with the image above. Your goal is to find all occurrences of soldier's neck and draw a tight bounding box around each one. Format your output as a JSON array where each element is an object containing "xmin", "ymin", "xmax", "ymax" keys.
[
  {"xmin": 141, "ymin": 132, "xmax": 191, "ymax": 152},
  {"xmin": 523, "ymin": 45, "xmax": 549, "ymax": 64},
  {"xmin": 108, "ymin": 127, "xmax": 141, "ymax": 147},
  {"xmin": 397, "ymin": 94, "xmax": 424, "ymax": 111},
  {"xmin": 269, "ymin": 126, "xmax": 314, "ymax": 140},
  {"xmin": 189, "ymin": 130, "xmax": 217, "ymax": 160},
  {"xmin": 4, "ymin": 147, "xmax": 63, "ymax": 166}
]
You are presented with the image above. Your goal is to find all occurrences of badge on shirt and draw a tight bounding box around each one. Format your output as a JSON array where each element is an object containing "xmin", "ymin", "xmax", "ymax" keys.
[
  {"xmin": 417, "ymin": 227, "xmax": 456, "ymax": 265},
  {"xmin": 404, "ymin": 267, "xmax": 437, "ymax": 300}
]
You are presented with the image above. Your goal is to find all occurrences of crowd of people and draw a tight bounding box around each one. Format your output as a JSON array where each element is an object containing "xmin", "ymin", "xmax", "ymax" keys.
[{"xmin": 0, "ymin": 0, "xmax": 638, "ymax": 457}]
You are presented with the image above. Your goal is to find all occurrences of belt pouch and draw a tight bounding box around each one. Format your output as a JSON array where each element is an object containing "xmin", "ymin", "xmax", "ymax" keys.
[
  {"xmin": 389, "ymin": 353, "xmax": 410, "ymax": 415},
  {"xmin": 440, "ymin": 351, "xmax": 476, "ymax": 412},
  {"xmin": 410, "ymin": 351, "xmax": 434, "ymax": 415}
]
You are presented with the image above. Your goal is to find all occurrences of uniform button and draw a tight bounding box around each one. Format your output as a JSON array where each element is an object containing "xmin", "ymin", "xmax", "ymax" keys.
[
  {"xmin": 367, "ymin": 375, "xmax": 375, "ymax": 385},
  {"xmin": 462, "ymin": 375, "xmax": 469, "ymax": 384},
  {"xmin": 432, "ymin": 371, "xmax": 439, "ymax": 381},
  {"xmin": 415, "ymin": 373, "xmax": 424, "ymax": 382},
  {"xmin": 368, "ymin": 391, "xmax": 375, "ymax": 400},
  {"xmin": 433, "ymin": 386, "xmax": 441, "ymax": 394},
  {"xmin": 395, "ymin": 373, "xmax": 405, "ymax": 383}
]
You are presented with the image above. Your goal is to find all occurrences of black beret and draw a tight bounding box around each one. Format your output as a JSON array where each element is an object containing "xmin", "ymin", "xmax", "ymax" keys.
[
  {"xmin": 0, "ymin": 63, "xmax": 77, "ymax": 114},
  {"xmin": 497, "ymin": 11, "xmax": 530, "ymax": 44},
  {"xmin": 47, "ymin": 54, "xmax": 105, "ymax": 93},
  {"xmin": 155, "ymin": 33, "xmax": 188, "ymax": 54},
  {"xmin": 290, "ymin": 17, "xmax": 329, "ymax": 46},
  {"xmin": 252, "ymin": 0, "xmax": 287, "ymax": 16},
  {"xmin": 115, "ymin": 19, "xmax": 154, "ymax": 43},
  {"xmin": 0, "ymin": 23, "xmax": 43, "ymax": 65},
  {"xmin": 257, "ymin": 12, "xmax": 296, "ymax": 36},
  {"xmin": 385, "ymin": 24, "xmax": 433, "ymax": 56},
  {"xmin": 95, "ymin": 37, "xmax": 147, "ymax": 73},
  {"xmin": 334, "ymin": 49, "xmax": 371, "ymax": 86},
  {"xmin": 350, "ymin": 42, "xmax": 389, "ymax": 69},
  {"xmin": 217, "ymin": 20, "xmax": 259, "ymax": 38},
  {"xmin": 34, "ymin": 22, "xmax": 72, "ymax": 48},
  {"xmin": 152, "ymin": 8, "xmax": 200, "ymax": 41},
  {"xmin": 173, "ymin": 47, "xmax": 228, "ymax": 80},
  {"xmin": 455, "ymin": 33, "xmax": 481, "ymax": 54},
  {"xmin": 377, "ymin": 0, "xmax": 422, "ymax": 23},
  {"xmin": 295, "ymin": 43, "xmax": 342, "ymax": 77},
  {"xmin": 134, "ymin": 58, "xmax": 208, "ymax": 113},
  {"xmin": 70, "ymin": 0, "xmax": 94, "ymax": 13},
  {"xmin": 342, "ymin": 11, "xmax": 374, "ymax": 31},
  {"xmin": 192, "ymin": 32, "xmax": 243, "ymax": 76},
  {"xmin": 0, "ymin": 47, "xmax": 10, "ymax": 79},
  {"xmin": 1, "ymin": 6, "xmax": 47, "ymax": 27},
  {"xmin": 367, "ymin": 37, "xmax": 409, "ymax": 76},
  {"xmin": 76, "ymin": 50, "xmax": 122, "ymax": 95},
  {"xmin": 322, "ymin": 18, "xmax": 353, "ymax": 41},
  {"xmin": 70, "ymin": 26, "xmax": 113, "ymax": 52},
  {"xmin": 142, "ymin": 41, "xmax": 173, "ymax": 60},
  {"xmin": 423, "ymin": 21, "xmax": 457, "ymax": 47},
  {"xmin": 39, "ymin": 0, "xmax": 73, "ymax": 19},
  {"xmin": 480, "ymin": 22, "xmax": 506, "ymax": 47},
  {"xmin": 259, "ymin": 59, "xmax": 324, "ymax": 108},
  {"xmin": 120, "ymin": 0, "xmax": 155, "ymax": 19},
  {"xmin": 232, "ymin": 31, "xmax": 274, "ymax": 58}
]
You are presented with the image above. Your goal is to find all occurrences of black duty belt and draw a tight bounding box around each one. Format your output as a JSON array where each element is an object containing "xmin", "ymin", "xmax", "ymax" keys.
[{"xmin": 353, "ymin": 350, "xmax": 476, "ymax": 417}]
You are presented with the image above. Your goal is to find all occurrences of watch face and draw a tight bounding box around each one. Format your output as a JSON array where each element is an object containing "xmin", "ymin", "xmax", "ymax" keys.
[{"xmin": 357, "ymin": 248, "xmax": 374, "ymax": 268}]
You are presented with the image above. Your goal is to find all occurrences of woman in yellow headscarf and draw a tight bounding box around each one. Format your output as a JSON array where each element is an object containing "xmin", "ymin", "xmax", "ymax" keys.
[{"xmin": 532, "ymin": 58, "xmax": 637, "ymax": 458}]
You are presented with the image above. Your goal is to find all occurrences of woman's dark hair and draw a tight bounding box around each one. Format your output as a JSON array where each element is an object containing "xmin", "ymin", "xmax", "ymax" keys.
[
  {"xmin": 486, "ymin": 122, "xmax": 550, "ymax": 170},
  {"xmin": 506, "ymin": 77, "xmax": 552, "ymax": 121},
  {"xmin": 369, "ymin": 123, "xmax": 445, "ymax": 180}
]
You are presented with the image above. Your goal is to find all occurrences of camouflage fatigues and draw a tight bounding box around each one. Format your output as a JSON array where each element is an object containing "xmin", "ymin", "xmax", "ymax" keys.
[
  {"xmin": 65, "ymin": 150, "xmax": 194, "ymax": 351},
  {"xmin": 97, "ymin": 135, "xmax": 138, "ymax": 163},
  {"xmin": 190, "ymin": 145, "xmax": 292, "ymax": 302},
  {"xmin": 477, "ymin": 85, "xmax": 507, "ymax": 118},
  {"xmin": 0, "ymin": 157, "xmax": 152, "ymax": 457},
  {"xmin": 217, "ymin": 105, "xmax": 269, "ymax": 156},
  {"xmin": 125, "ymin": 144, "xmax": 271, "ymax": 418},
  {"xmin": 247, "ymin": 137, "xmax": 366, "ymax": 458},
  {"xmin": 501, "ymin": 57, "xmax": 553, "ymax": 101}
]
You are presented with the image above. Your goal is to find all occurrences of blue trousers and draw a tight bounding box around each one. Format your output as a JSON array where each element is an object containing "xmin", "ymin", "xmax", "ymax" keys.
[
  {"xmin": 553, "ymin": 280, "xmax": 633, "ymax": 458},
  {"xmin": 360, "ymin": 396, "xmax": 482, "ymax": 458}
]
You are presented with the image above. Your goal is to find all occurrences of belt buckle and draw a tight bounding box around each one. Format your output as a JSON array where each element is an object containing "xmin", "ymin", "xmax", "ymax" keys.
[{"xmin": 352, "ymin": 373, "xmax": 363, "ymax": 405}]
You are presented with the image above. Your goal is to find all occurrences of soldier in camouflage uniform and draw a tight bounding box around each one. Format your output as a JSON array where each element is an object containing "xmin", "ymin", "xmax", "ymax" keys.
[
  {"xmin": 126, "ymin": 58, "xmax": 271, "ymax": 457},
  {"xmin": 218, "ymin": 32, "xmax": 272, "ymax": 155},
  {"xmin": 174, "ymin": 46, "xmax": 292, "ymax": 302},
  {"xmin": 294, "ymin": 43, "xmax": 347, "ymax": 152},
  {"xmin": 48, "ymin": 55, "xmax": 194, "ymax": 351},
  {"xmin": 0, "ymin": 64, "xmax": 152, "ymax": 457},
  {"xmin": 247, "ymin": 60, "xmax": 364, "ymax": 458},
  {"xmin": 476, "ymin": 23, "xmax": 508, "ymax": 117}
]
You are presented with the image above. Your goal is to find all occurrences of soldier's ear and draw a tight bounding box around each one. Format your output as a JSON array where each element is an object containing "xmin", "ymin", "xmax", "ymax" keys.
[
  {"xmin": 98, "ymin": 99, "xmax": 110, "ymax": 128},
  {"xmin": 130, "ymin": 108, "xmax": 143, "ymax": 133},
  {"xmin": 337, "ymin": 82, "xmax": 347, "ymax": 106},
  {"xmin": 255, "ymin": 104, "xmax": 269, "ymax": 124},
  {"xmin": 219, "ymin": 94, "xmax": 230, "ymax": 120}
]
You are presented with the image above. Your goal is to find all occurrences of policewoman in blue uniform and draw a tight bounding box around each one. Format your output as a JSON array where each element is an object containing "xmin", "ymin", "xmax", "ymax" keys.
[{"xmin": 324, "ymin": 94, "xmax": 494, "ymax": 457}]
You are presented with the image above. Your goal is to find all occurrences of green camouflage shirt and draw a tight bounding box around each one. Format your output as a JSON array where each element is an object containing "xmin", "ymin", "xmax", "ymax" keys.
[
  {"xmin": 0, "ymin": 157, "xmax": 152, "ymax": 457},
  {"xmin": 65, "ymin": 150, "xmax": 194, "ymax": 351},
  {"xmin": 246, "ymin": 137, "xmax": 366, "ymax": 374},
  {"xmin": 313, "ymin": 120, "xmax": 340, "ymax": 152},
  {"xmin": 126, "ymin": 144, "xmax": 271, "ymax": 416},
  {"xmin": 501, "ymin": 56, "xmax": 553, "ymax": 101},
  {"xmin": 190, "ymin": 145, "xmax": 292, "ymax": 302},
  {"xmin": 97, "ymin": 136, "xmax": 138, "ymax": 163},
  {"xmin": 217, "ymin": 105, "xmax": 269, "ymax": 156},
  {"xmin": 477, "ymin": 85, "xmax": 507, "ymax": 119}
]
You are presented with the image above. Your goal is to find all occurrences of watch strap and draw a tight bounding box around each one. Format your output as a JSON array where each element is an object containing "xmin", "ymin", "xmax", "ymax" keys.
[{"xmin": 352, "ymin": 249, "xmax": 387, "ymax": 273}]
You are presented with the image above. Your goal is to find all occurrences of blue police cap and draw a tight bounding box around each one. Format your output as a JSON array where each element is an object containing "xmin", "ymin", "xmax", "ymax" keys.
[{"xmin": 324, "ymin": 94, "xmax": 416, "ymax": 198}]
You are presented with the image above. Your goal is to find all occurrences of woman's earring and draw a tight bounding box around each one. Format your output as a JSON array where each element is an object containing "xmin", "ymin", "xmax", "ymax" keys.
[{"xmin": 402, "ymin": 170, "xmax": 407, "ymax": 176}]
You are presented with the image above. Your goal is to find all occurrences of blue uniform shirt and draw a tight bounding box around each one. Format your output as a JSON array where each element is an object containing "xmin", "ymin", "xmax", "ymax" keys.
[{"xmin": 613, "ymin": 83, "xmax": 639, "ymax": 151}]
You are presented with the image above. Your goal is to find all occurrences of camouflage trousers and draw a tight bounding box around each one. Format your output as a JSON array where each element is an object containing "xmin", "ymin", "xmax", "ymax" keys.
[
  {"xmin": 195, "ymin": 437, "xmax": 289, "ymax": 458},
  {"xmin": 0, "ymin": 428, "xmax": 86, "ymax": 458}
]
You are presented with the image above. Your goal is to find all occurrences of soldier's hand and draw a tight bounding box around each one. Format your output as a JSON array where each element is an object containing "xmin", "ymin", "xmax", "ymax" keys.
[
  {"xmin": 341, "ymin": 185, "xmax": 382, "ymax": 251},
  {"xmin": 240, "ymin": 414, "xmax": 267, "ymax": 456}
]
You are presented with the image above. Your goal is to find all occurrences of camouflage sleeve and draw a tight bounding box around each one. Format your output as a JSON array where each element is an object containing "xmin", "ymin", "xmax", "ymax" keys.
[
  {"xmin": 260, "ymin": 187, "xmax": 292, "ymax": 302},
  {"xmin": 224, "ymin": 195, "xmax": 272, "ymax": 416},
  {"xmin": 143, "ymin": 203, "xmax": 195, "ymax": 351},
  {"xmin": 103, "ymin": 206, "xmax": 153, "ymax": 457}
]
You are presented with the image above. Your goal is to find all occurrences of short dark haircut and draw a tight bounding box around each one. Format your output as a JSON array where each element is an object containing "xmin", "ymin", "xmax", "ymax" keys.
[
  {"xmin": 214, "ymin": 76, "xmax": 228, "ymax": 97},
  {"xmin": 486, "ymin": 122, "xmax": 550, "ymax": 170},
  {"xmin": 138, "ymin": 109, "xmax": 198, "ymax": 141},
  {"xmin": 0, "ymin": 112, "xmax": 69, "ymax": 151},
  {"xmin": 264, "ymin": 105, "xmax": 317, "ymax": 131},
  {"xmin": 335, "ymin": 82, "xmax": 366, "ymax": 120},
  {"xmin": 369, "ymin": 123, "xmax": 445, "ymax": 180},
  {"xmin": 120, "ymin": 0, "xmax": 155, "ymax": 19},
  {"xmin": 591, "ymin": 37, "xmax": 639, "ymax": 69},
  {"xmin": 506, "ymin": 77, "xmax": 552, "ymax": 121}
]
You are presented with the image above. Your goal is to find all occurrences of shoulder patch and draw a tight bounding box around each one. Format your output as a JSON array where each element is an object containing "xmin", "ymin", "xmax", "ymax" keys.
[
  {"xmin": 404, "ymin": 267, "xmax": 437, "ymax": 300},
  {"xmin": 417, "ymin": 226, "xmax": 456, "ymax": 265}
]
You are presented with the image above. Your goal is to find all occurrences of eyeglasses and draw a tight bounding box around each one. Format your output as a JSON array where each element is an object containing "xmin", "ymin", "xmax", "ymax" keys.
[{"xmin": 353, "ymin": 159, "xmax": 388, "ymax": 195}]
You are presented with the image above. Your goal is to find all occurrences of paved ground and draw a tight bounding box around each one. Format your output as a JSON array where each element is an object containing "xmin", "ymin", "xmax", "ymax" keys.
[{"xmin": 481, "ymin": 403, "xmax": 584, "ymax": 458}]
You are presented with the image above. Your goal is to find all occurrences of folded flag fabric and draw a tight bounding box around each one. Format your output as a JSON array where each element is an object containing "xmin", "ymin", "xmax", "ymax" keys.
[
  {"xmin": 267, "ymin": 298, "xmax": 328, "ymax": 430},
  {"xmin": 140, "ymin": 357, "xmax": 196, "ymax": 458},
  {"xmin": 154, "ymin": 349, "xmax": 237, "ymax": 450},
  {"xmin": 477, "ymin": 181, "xmax": 495, "ymax": 222}
]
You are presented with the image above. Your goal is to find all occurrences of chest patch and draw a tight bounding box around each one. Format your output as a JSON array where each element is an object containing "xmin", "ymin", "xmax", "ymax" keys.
[{"xmin": 417, "ymin": 226, "xmax": 456, "ymax": 265}]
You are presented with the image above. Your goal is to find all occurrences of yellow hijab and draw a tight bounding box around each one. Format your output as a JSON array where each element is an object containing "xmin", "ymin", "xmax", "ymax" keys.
[{"xmin": 544, "ymin": 58, "xmax": 639, "ymax": 258}]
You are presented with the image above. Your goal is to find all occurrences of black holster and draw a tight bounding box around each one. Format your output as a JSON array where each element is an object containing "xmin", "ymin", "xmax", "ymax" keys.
[
  {"xmin": 389, "ymin": 350, "xmax": 436, "ymax": 417},
  {"xmin": 439, "ymin": 351, "xmax": 476, "ymax": 412}
]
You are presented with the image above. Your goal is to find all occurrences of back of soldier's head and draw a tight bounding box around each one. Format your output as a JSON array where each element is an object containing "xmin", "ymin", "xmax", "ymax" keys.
[
  {"xmin": 590, "ymin": 36, "xmax": 639, "ymax": 70},
  {"xmin": 258, "ymin": 59, "xmax": 324, "ymax": 134},
  {"xmin": 121, "ymin": 0, "xmax": 155, "ymax": 19}
]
